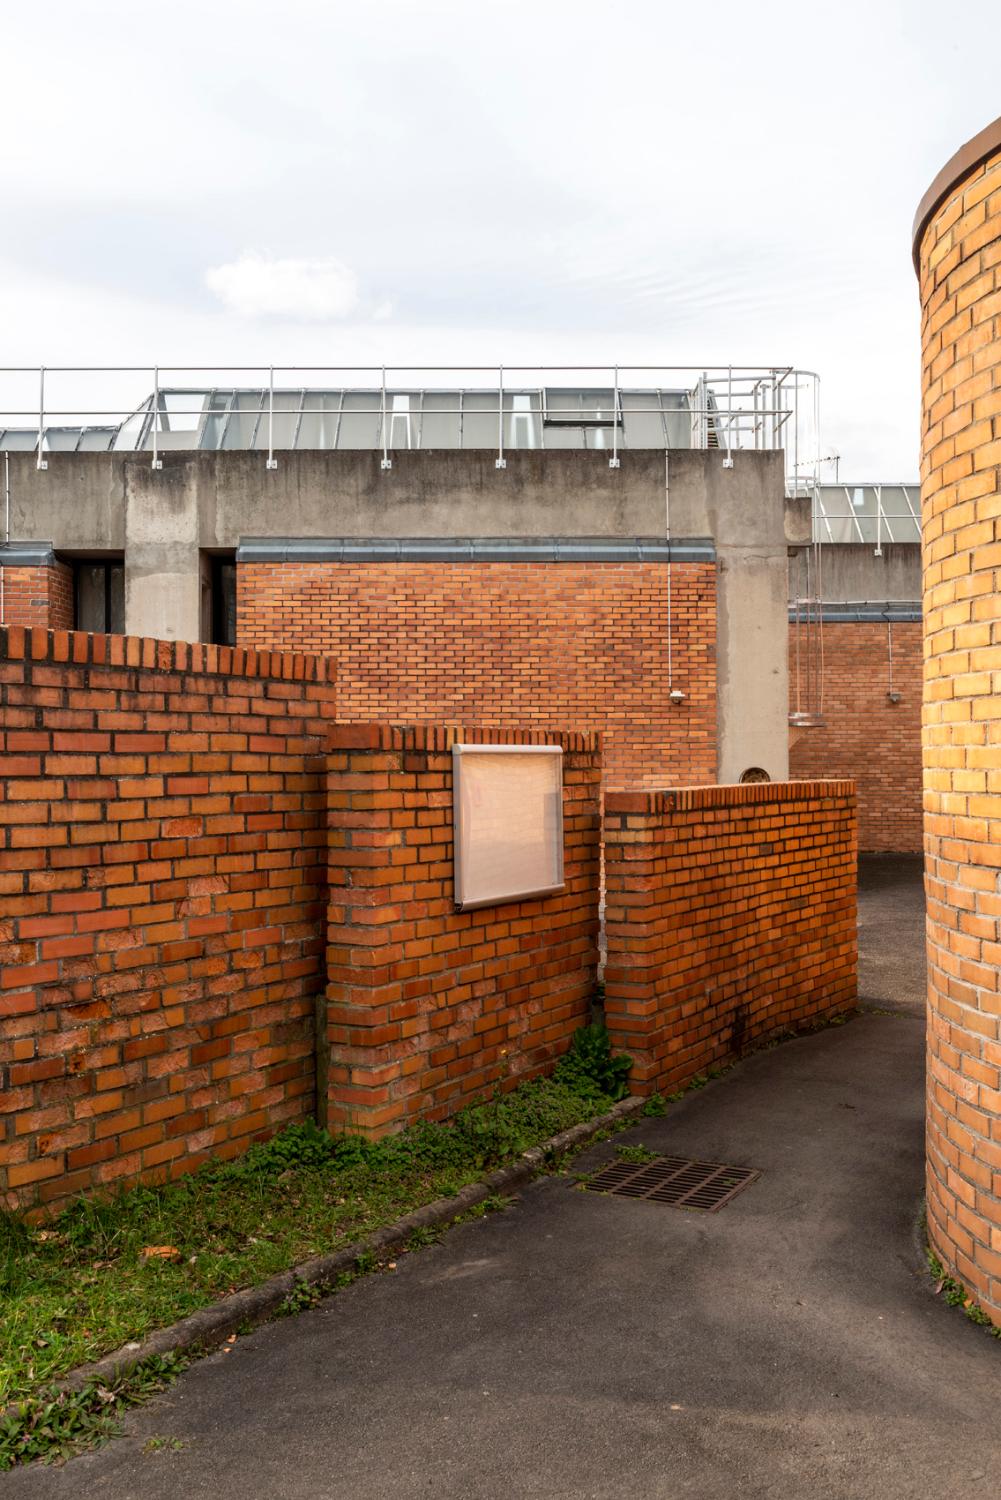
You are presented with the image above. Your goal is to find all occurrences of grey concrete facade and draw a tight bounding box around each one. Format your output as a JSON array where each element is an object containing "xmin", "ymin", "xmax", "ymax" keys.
[
  {"xmin": 2, "ymin": 447, "xmax": 808, "ymax": 783},
  {"xmin": 788, "ymin": 541, "xmax": 921, "ymax": 612}
]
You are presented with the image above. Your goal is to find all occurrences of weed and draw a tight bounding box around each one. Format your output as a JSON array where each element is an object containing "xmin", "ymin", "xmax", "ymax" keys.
[
  {"xmin": 406, "ymin": 1226, "xmax": 443, "ymax": 1251},
  {"xmin": 926, "ymin": 1247, "xmax": 1001, "ymax": 1337},
  {"xmin": 614, "ymin": 1144, "xmax": 659, "ymax": 1165},
  {"xmin": 0, "ymin": 1353, "xmax": 188, "ymax": 1471},
  {"xmin": 278, "ymin": 1279, "xmax": 322, "ymax": 1317},
  {"xmin": 143, "ymin": 1436, "xmax": 185, "ymax": 1455},
  {"xmin": 552, "ymin": 1023, "xmax": 632, "ymax": 1101}
]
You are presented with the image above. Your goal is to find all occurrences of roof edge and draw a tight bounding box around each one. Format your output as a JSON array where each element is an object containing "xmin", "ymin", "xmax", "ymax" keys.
[
  {"xmin": 788, "ymin": 600, "xmax": 922, "ymax": 623},
  {"xmin": 236, "ymin": 536, "xmax": 717, "ymax": 564},
  {"xmin": 912, "ymin": 114, "xmax": 1001, "ymax": 273}
]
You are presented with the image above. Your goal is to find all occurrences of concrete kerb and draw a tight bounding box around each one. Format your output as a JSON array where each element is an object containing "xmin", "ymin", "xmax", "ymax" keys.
[{"xmin": 45, "ymin": 1096, "xmax": 647, "ymax": 1401}]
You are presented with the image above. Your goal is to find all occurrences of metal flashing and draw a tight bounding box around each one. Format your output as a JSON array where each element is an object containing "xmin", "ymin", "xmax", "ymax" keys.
[
  {"xmin": 788, "ymin": 600, "xmax": 922, "ymax": 623},
  {"xmin": 236, "ymin": 536, "xmax": 716, "ymax": 564},
  {"xmin": 0, "ymin": 541, "xmax": 57, "ymax": 567}
]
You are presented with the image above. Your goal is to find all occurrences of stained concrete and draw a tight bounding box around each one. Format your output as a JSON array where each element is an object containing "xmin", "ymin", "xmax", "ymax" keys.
[
  {"xmin": 788, "ymin": 542, "xmax": 921, "ymax": 607},
  {"xmin": 3, "ymin": 447, "xmax": 805, "ymax": 781},
  {"xmin": 13, "ymin": 861, "xmax": 992, "ymax": 1500}
]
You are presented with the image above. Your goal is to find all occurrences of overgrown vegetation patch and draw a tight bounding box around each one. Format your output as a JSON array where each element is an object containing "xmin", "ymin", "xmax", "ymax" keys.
[
  {"xmin": 0, "ymin": 1354, "xmax": 188, "ymax": 1471},
  {"xmin": 1, "ymin": 1025, "xmax": 633, "ymax": 1435}
]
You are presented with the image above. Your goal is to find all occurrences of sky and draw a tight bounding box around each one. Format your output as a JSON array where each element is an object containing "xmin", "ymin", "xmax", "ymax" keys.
[{"xmin": 0, "ymin": 0, "xmax": 996, "ymax": 477}]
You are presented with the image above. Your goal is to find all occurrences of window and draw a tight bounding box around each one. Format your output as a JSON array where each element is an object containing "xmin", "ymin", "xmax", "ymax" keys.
[
  {"xmin": 210, "ymin": 557, "xmax": 237, "ymax": 646},
  {"xmin": 73, "ymin": 560, "xmax": 125, "ymax": 634}
]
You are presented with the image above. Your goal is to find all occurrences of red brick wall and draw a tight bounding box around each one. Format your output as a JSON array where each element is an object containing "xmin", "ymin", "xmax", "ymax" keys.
[
  {"xmin": 603, "ymin": 780, "xmax": 857, "ymax": 1094},
  {"xmin": 323, "ymin": 723, "xmax": 602, "ymax": 1135},
  {"xmin": 788, "ymin": 620, "xmax": 922, "ymax": 852},
  {"xmin": 1, "ymin": 562, "xmax": 73, "ymax": 630},
  {"xmin": 237, "ymin": 561, "xmax": 716, "ymax": 789},
  {"xmin": 918, "ymin": 135, "xmax": 1001, "ymax": 1323},
  {"xmin": 0, "ymin": 626, "xmax": 336, "ymax": 1213}
]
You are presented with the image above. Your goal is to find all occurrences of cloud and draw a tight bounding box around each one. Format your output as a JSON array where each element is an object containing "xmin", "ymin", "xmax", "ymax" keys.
[{"xmin": 204, "ymin": 251, "xmax": 359, "ymax": 319}]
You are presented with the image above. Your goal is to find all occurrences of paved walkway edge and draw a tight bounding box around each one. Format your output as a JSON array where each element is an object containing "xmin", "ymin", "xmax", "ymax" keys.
[{"xmin": 50, "ymin": 1096, "xmax": 647, "ymax": 1398}]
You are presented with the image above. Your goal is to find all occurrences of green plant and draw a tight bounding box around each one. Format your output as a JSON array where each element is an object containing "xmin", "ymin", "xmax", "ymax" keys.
[
  {"xmin": 406, "ymin": 1225, "xmax": 443, "ymax": 1251},
  {"xmin": 553, "ymin": 1024, "xmax": 632, "ymax": 1101},
  {"xmin": 279, "ymin": 1279, "xmax": 322, "ymax": 1316},
  {"xmin": 0, "ymin": 1353, "xmax": 188, "ymax": 1471},
  {"xmin": 614, "ymin": 1144, "xmax": 658, "ymax": 1165},
  {"xmin": 143, "ymin": 1436, "xmax": 185, "ymax": 1454},
  {"xmin": 927, "ymin": 1247, "xmax": 1001, "ymax": 1336}
]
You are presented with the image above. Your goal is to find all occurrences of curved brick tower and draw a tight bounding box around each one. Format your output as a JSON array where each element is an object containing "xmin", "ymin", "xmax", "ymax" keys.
[{"xmin": 914, "ymin": 117, "xmax": 1001, "ymax": 1320}]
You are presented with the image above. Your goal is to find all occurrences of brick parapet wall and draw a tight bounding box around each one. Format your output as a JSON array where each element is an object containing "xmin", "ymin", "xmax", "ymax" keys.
[
  {"xmin": 788, "ymin": 620, "xmax": 923, "ymax": 852},
  {"xmin": 918, "ymin": 139, "xmax": 1001, "ymax": 1322},
  {"xmin": 323, "ymin": 722, "xmax": 602, "ymax": 1135},
  {"xmin": 1, "ymin": 562, "xmax": 73, "ymax": 631},
  {"xmin": 0, "ymin": 626, "xmax": 336, "ymax": 1213},
  {"xmin": 237, "ymin": 560, "xmax": 716, "ymax": 789},
  {"xmin": 603, "ymin": 780, "xmax": 858, "ymax": 1093}
]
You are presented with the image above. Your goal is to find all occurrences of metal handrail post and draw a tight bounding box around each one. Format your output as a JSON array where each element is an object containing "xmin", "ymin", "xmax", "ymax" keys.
[
  {"xmin": 723, "ymin": 365, "xmax": 734, "ymax": 468},
  {"xmin": 495, "ymin": 364, "xmax": 506, "ymax": 469},
  {"xmin": 37, "ymin": 366, "xmax": 47, "ymax": 470},
  {"xmin": 267, "ymin": 365, "xmax": 278, "ymax": 469},
  {"xmin": 609, "ymin": 365, "xmax": 621, "ymax": 468},
  {"xmin": 151, "ymin": 366, "xmax": 162, "ymax": 469},
  {"xmin": 380, "ymin": 367, "xmax": 391, "ymax": 469}
]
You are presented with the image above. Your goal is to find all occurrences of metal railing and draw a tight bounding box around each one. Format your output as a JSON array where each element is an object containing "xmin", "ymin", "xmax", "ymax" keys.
[
  {"xmin": 811, "ymin": 482, "xmax": 921, "ymax": 549},
  {"xmin": 0, "ymin": 363, "xmax": 822, "ymax": 494}
]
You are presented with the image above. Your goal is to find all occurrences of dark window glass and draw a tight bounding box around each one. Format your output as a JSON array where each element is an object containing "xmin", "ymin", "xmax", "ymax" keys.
[
  {"xmin": 72, "ymin": 559, "xmax": 125, "ymax": 634},
  {"xmin": 211, "ymin": 558, "xmax": 237, "ymax": 646},
  {"xmin": 75, "ymin": 564, "xmax": 108, "ymax": 632}
]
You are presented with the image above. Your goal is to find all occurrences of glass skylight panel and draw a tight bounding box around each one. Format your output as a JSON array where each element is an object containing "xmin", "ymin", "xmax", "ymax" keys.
[
  {"xmin": 297, "ymin": 391, "xmax": 342, "ymax": 449},
  {"xmin": 75, "ymin": 428, "xmax": 116, "ymax": 451},
  {"xmin": 220, "ymin": 392, "xmax": 264, "ymax": 450},
  {"xmin": 386, "ymin": 392, "xmax": 417, "ymax": 450},
  {"xmin": 418, "ymin": 392, "xmax": 462, "ymax": 449},
  {"xmin": 337, "ymin": 392, "xmax": 381, "ymax": 449},
  {"xmin": 459, "ymin": 393, "xmax": 496, "ymax": 450},
  {"xmin": 200, "ymin": 391, "xmax": 231, "ymax": 450},
  {"xmin": 160, "ymin": 392, "xmax": 206, "ymax": 433},
  {"xmin": 250, "ymin": 390, "xmax": 302, "ymax": 450},
  {"xmin": 504, "ymin": 392, "xmax": 540, "ymax": 450},
  {"xmin": 620, "ymin": 390, "xmax": 668, "ymax": 448},
  {"xmin": 39, "ymin": 428, "xmax": 79, "ymax": 451},
  {"xmin": 112, "ymin": 402, "xmax": 150, "ymax": 452}
]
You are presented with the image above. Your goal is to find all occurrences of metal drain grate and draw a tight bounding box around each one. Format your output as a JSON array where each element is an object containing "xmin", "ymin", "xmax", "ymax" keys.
[{"xmin": 583, "ymin": 1154, "xmax": 760, "ymax": 1212}]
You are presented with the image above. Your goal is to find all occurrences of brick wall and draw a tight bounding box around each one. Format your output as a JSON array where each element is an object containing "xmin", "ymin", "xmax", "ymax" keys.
[
  {"xmin": 1, "ymin": 562, "xmax": 73, "ymax": 630},
  {"xmin": 603, "ymin": 780, "xmax": 857, "ymax": 1094},
  {"xmin": 238, "ymin": 561, "xmax": 716, "ymax": 789},
  {"xmin": 788, "ymin": 620, "xmax": 923, "ymax": 852},
  {"xmin": 0, "ymin": 626, "xmax": 336, "ymax": 1213},
  {"xmin": 323, "ymin": 723, "xmax": 602, "ymax": 1135},
  {"xmin": 918, "ymin": 134, "xmax": 1001, "ymax": 1322}
]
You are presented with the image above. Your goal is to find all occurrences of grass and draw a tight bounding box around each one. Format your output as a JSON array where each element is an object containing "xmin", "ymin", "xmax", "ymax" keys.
[{"xmin": 0, "ymin": 1028, "xmax": 632, "ymax": 1415}]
